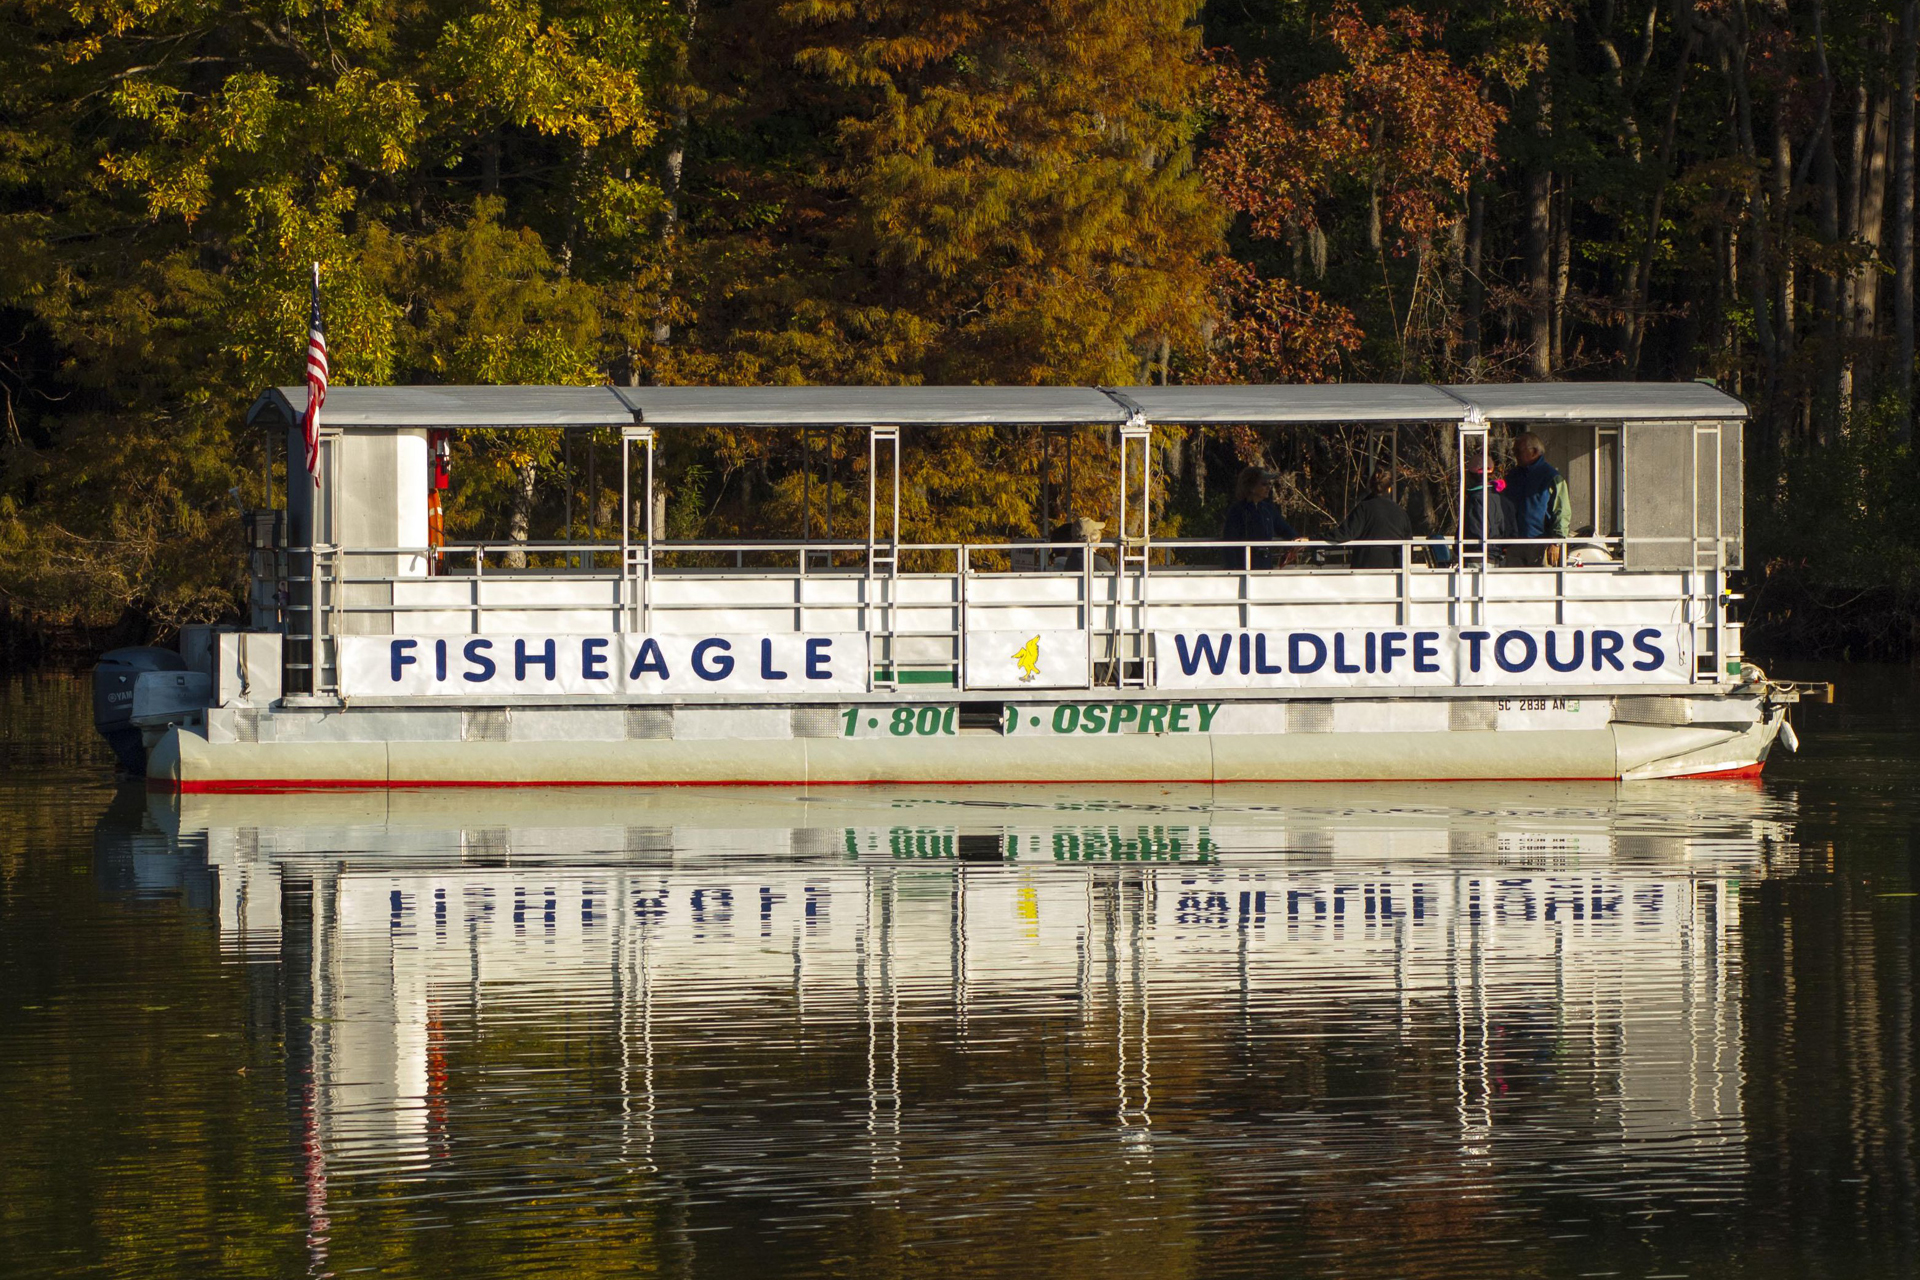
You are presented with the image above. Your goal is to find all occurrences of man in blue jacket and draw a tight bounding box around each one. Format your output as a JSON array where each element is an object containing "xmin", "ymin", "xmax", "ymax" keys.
[{"xmin": 1504, "ymin": 432, "xmax": 1570, "ymax": 566}]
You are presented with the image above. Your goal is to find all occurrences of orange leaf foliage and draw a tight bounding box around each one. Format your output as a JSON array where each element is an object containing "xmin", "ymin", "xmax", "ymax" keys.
[
  {"xmin": 1204, "ymin": 5, "xmax": 1503, "ymax": 253},
  {"xmin": 1204, "ymin": 259, "xmax": 1362, "ymax": 384},
  {"xmin": 1196, "ymin": 4, "xmax": 1502, "ymax": 384}
]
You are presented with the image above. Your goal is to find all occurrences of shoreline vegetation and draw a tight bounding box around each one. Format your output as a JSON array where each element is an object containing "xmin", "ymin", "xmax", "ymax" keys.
[{"xmin": 2, "ymin": 1, "xmax": 1917, "ymax": 668}]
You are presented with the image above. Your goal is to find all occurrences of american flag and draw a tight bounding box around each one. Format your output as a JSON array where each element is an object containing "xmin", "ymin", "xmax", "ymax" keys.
[{"xmin": 302, "ymin": 262, "xmax": 328, "ymax": 482}]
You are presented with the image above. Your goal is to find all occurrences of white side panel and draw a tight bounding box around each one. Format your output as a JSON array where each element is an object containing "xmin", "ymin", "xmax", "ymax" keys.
[
  {"xmin": 339, "ymin": 633, "xmax": 869, "ymax": 698},
  {"xmin": 963, "ymin": 630, "xmax": 1090, "ymax": 689}
]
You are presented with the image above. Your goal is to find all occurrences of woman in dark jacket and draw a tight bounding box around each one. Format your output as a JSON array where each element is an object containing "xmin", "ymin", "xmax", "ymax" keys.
[
  {"xmin": 1330, "ymin": 467, "xmax": 1414, "ymax": 569},
  {"xmin": 1221, "ymin": 466, "xmax": 1301, "ymax": 569},
  {"xmin": 1463, "ymin": 464, "xmax": 1518, "ymax": 558}
]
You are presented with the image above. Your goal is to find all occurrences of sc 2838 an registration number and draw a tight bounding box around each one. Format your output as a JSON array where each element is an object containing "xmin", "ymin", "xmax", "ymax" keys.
[{"xmin": 1495, "ymin": 698, "xmax": 1582, "ymax": 713}]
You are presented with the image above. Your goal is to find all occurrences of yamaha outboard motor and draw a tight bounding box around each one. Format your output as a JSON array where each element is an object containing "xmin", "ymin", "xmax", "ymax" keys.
[{"xmin": 92, "ymin": 647, "xmax": 203, "ymax": 776}]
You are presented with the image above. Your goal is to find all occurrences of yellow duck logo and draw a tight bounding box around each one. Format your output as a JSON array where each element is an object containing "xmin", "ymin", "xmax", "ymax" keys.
[{"xmin": 1013, "ymin": 635, "xmax": 1041, "ymax": 683}]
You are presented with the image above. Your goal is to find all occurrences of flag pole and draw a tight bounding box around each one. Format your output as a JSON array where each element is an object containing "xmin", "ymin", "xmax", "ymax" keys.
[
  {"xmin": 296, "ymin": 260, "xmax": 331, "ymax": 694},
  {"xmin": 303, "ymin": 261, "xmax": 327, "ymax": 488}
]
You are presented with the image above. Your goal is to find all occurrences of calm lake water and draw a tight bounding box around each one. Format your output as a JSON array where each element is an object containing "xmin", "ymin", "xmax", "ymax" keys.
[{"xmin": 0, "ymin": 668, "xmax": 1913, "ymax": 1279}]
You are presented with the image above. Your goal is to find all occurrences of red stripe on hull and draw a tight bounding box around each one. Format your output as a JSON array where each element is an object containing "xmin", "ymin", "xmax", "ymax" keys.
[
  {"xmin": 1667, "ymin": 762, "xmax": 1766, "ymax": 781},
  {"xmin": 156, "ymin": 773, "xmax": 1638, "ymax": 795}
]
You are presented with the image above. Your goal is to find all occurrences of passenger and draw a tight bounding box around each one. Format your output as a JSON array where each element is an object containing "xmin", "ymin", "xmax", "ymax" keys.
[
  {"xmin": 1504, "ymin": 431, "xmax": 1571, "ymax": 566},
  {"xmin": 1220, "ymin": 466, "xmax": 1302, "ymax": 569},
  {"xmin": 1050, "ymin": 517, "xmax": 1111, "ymax": 572},
  {"xmin": 1049, "ymin": 520, "xmax": 1079, "ymax": 570},
  {"xmin": 1463, "ymin": 462, "xmax": 1518, "ymax": 562},
  {"xmin": 1330, "ymin": 467, "xmax": 1413, "ymax": 569}
]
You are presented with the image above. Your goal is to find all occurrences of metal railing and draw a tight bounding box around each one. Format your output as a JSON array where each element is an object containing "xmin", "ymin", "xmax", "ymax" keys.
[{"xmin": 279, "ymin": 532, "xmax": 1735, "ymax": 697}]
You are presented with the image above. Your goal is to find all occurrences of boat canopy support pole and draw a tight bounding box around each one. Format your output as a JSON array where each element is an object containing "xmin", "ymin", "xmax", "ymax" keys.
[
  {"xmin": 1694, "ymin": 419, "xmax": 1726, "ymax": 680},
  {"xmin": 1363, "ymin": 425, "xmax": 1400, "ymax": 502},
  {"xmin": 1455, "ymin": 414, "xmax": 1490, "ymax": 629},
  {"xmin": 868, "ymin": 425, "xmax": 900, "ymax": 688},
  {"xmin": 621, "ymin": 425, "xmax": 654, "ymax": 632},
  {"xmin": 1109, "ymin": 394, "xmax": 1152, "ymax": 687}
]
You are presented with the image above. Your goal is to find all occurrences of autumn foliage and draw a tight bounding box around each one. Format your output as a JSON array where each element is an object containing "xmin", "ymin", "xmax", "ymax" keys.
[
  {"xmin": 1205, "ymin": 8, "xmax": 1501, "ymax": 249},
  {"xmin": 1199, "ymin": 6, "xmax": 1503, "ymax": 386},
  {"xmin": 2, "ymin": 0, "xmax": 1919, "ymax": 657}
]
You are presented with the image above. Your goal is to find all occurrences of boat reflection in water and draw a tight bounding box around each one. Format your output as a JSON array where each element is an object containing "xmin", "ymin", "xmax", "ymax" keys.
[{"xmin": 146, "ymin": 781, "xmax": 1792, "ymax": 1261}]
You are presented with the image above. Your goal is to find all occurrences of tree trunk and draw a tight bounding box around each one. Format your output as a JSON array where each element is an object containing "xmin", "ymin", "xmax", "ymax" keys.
[
  {"xmin": 1527, "ymin": 166, "xmax": 1553, "ymax": 377},
  {"xmin": 1703, "ymin": 222, "xmax": 1730, "ymax": 378},
  {"xmin": 1846, "ymin": 78, "xmax": 1871, "ymax": 237},
  {"xmin": 558, "ymin": 143, "xmax": 589, "ymax": 277},
  {"xmin": 1812, "ymin": 1, "xmax": 1844, "ymax": 436},
  {"xmin": 1841, "ymin": 73, "xmax": 1872, "ymax": 413},
  {"xmin": 1463, "ymin": 184, "xmax": 1484, "ymax": 374},
  {"xmin": 1590, "ymin": 0, "xmax": 1643, "ymax": 160},
  {"xmin": 1193, "ymin": 427, "xmax": 1206, "ymax": 505},
  {"xmin": 650, "ymin": 0, "xmax": 699, "ymax": 353},
  {"xmin": 1763, "ymin": 70, "xmax": 1795, "ymax": 471},
  {"xmin": 651, "ymin": 120, "xmax": 686, "ymax": 349},
  {"xmin": 1551, "ymin": 179, "xmax": 1571, "ymax": 371},
  {"xmin": 1444, "ymin": 214, "xmax": 1465, "ymax": 375},
  {"xmin": 1852, "ymin": 86, "xmax": 1893, "ymax": 405},
  {"xmin": 1720, "ymin": 18, "xmax": 1778, "ymax": 384},
  {"xmin": 1773, "ymin": 83, "xmax": 1795, "ymax": 362},
  {"xmin": 506, "ymin": 460, "xmax": 535, "ymax": 569},
  {"xmin": 1893, "ymin": 0, "xmax": 1918, "ymax": 434},
  {"xmin": 1623, "ymin": 31, "xmax": 1696, "ymax": 378}
]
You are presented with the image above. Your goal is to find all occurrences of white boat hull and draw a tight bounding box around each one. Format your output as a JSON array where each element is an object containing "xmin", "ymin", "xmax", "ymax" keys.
[{"xmin": 148, "ymin": 695, "xmax": 1783, "ymax": 790}]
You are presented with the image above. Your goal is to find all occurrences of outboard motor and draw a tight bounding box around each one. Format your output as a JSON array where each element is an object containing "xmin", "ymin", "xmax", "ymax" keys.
[{"xmin": 92, "ymin": 647, "xmax": 210, "ymax": 776}]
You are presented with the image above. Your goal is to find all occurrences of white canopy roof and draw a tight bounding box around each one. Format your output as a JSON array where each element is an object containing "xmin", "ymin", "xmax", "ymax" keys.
[
  {"xmin": 250, "ymin": 380, "xmax": 1748, "ymax": 429},
  {"xmin": 615, "ymin": 385, "xmax": 1128, "ymax": 426},
  {"xmin": 1443, "ymin": 381, "xmax": 1748, "ymax": 421},
  {"xmin": 249, "ymin": 385, "xmax": 633, "ymax": 428},
  {"xmin": 1119, "ymin": 384, "xmax": 1467, "ymax": 423}
]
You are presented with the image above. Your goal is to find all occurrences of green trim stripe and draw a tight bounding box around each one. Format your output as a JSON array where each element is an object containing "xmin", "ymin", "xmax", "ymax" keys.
[{"xmin": 874, "ymin": 669, "xmax": 957, "ymax": 686}]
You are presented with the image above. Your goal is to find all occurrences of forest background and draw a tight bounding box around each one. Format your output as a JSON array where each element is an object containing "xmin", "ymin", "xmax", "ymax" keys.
[{"xmin": 2, "ymin": 0, "xmax": 1917, "ymax": 665}]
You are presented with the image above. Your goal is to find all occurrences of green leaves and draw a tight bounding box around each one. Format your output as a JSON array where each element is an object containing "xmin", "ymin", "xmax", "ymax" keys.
[
  {"xmin": 671, "ymin": 0, "xmax": 1222, "ymax": 389},
  {"xmin": 0, "ymin": 0, "xmax": 669, "ymax": 637},
  {"xmin": 379, "ymin": 199, "xmax": 603, "ymax": 385},
  {"xmin": 433, "ymin": 0, "xmax": 658, "ymax": 147},
  {"xmin": 7, "ymin": 0, "xmax": 1910, "ymax": 660}
]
